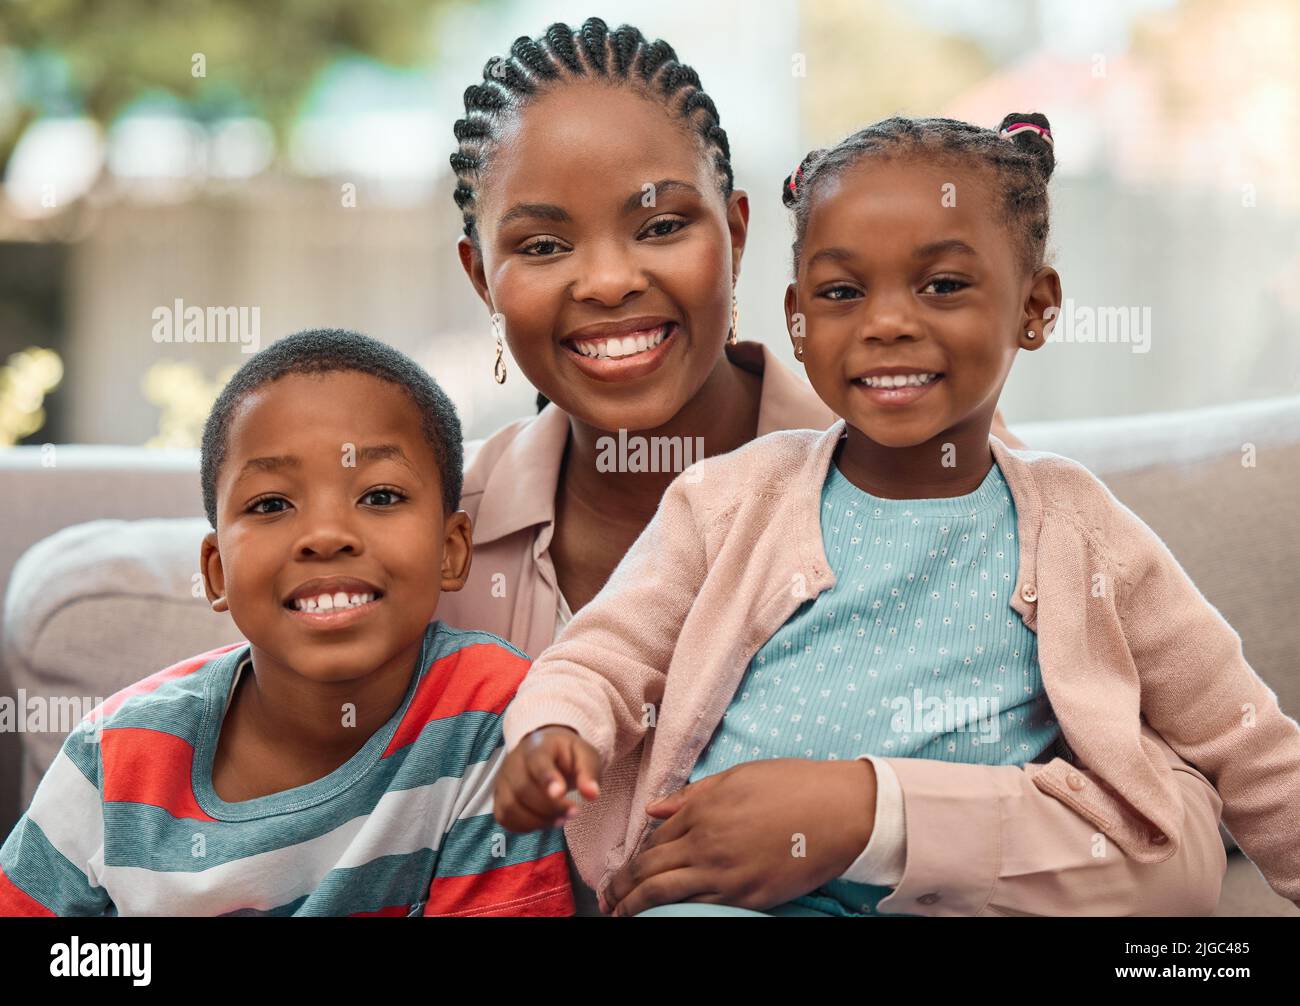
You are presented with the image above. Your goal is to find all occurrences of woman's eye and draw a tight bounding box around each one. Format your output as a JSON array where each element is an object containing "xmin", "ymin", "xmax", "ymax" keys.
[
  {"xmin": 519, "ymin": 237, "xmax": 567, "ymax": 256},
  {"xmin": 923, "ymin": 277, "xmax": 969, "ymax": 295},
  {"xmin": 821, "ymin": 285, "xmax": 862, "ymax": 301},
  {"xmin": 638, "ymin": 217, "xmax": 686, "ymax": 240},
  {"xmin": 362, "ymin": 488, "xmax": 406, "ymax": 507},
  {"xmin": 248, "ymin": 497, "xmax": 289, "ymax": 515}
]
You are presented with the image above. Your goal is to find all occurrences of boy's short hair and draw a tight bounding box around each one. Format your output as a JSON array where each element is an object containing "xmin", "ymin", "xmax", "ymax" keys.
[{"xmin": 199, "ymin": 328, "xmax": 463, "ymax": 529}]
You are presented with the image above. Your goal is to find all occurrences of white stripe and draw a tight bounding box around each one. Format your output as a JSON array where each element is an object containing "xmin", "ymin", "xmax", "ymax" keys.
[
  {"xmin": 26, "ymin": 749, "xmax": 105, "ymax": 891},
  {"xmin": 450, "ymin": 746, "xmax": 503, "ymax": 824},
  {"xmin": 98, "ymin": 773, "xmax": 479, "ymax": 916}
]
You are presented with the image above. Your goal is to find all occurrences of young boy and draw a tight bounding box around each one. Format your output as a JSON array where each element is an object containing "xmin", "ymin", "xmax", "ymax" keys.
[{"xmin": 0, "ymin": 328, "xmax": 573, "ymax": 916}]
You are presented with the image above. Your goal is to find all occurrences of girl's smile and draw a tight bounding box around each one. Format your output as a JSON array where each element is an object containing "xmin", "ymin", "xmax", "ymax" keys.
[{"xmin": 851, "ymin": 367, "xmax": 946, "ymax": 407}]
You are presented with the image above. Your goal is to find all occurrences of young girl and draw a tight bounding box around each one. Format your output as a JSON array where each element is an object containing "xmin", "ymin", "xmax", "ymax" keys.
[{"xmin": 493, "ymin": 112, "xmax": 1300, "ymax": 917}]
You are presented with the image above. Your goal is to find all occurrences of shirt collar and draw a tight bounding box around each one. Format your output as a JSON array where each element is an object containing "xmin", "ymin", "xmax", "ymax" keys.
[{"xmin": 468, "ymin": 340, "xmax": 834, "ymax": 546}]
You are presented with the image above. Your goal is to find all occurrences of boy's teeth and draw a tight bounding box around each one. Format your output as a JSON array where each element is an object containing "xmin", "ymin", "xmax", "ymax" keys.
[
  {"xmin": 293, "ymin": 591, "xmax": 375, "ymax": 612},
  {"xmin": 574, "ymin": 325, "xmax": 668, "ymax": 360},
  {"xmin": 860, "ymin": 372, "xmax": 939, "ymax": 388}
]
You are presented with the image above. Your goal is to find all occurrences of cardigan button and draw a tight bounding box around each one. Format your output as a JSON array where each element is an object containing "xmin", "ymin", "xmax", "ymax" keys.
[
  {"xmin": 1020, "ymin": 583, "xmax": 1037, "ymax": 603},
  {"xmin": 1066, "ymin": 772, "xmax": 1085, "ymax": 791}
]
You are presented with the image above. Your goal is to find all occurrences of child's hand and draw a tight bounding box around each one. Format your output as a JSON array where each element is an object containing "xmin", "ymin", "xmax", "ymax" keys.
[{"xmin": 493, "ymin": 726, "xmax": 602, "ymax": 833}]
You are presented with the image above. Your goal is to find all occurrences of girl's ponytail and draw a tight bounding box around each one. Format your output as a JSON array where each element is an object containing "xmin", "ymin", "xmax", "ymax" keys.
[{"xmin": 997, "ymin": 112, "xmax": 1056, "ymax": 182}]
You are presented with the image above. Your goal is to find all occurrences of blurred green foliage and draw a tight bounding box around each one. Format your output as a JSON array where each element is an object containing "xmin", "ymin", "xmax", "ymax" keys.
[{"xmin": 0, "ymin": 0, "xmax": 458, "ymax": 165}]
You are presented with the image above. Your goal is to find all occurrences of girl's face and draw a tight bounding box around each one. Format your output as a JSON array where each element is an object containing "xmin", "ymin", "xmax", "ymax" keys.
[
  {"xmin": 458, "ymin": 80, "xmax": 748, "ymax": 434},
  {"xmin": 785, "ymin": 157, "xmax": 1060, "ymax": 448}
]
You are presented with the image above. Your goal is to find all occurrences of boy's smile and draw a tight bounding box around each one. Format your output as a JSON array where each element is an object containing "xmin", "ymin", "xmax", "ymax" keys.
[{"xmin": 201, "ymin": 370, "xmax": 470, "ymax": 688}]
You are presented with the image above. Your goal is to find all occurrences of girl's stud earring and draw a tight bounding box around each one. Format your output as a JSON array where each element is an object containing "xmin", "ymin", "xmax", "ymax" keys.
[
  {"xmin": 491, "ymin": 313, "xmax": 507, "ymax": 384},
  {"xmin": 1026, "ymin": 329, "xmax": 1037, "ymax": 340}
]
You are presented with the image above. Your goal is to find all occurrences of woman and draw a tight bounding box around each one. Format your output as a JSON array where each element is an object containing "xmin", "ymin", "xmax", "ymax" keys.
[{"xmin": 435, "ymin": 18, "xmax": 1224, "ymax": 916}]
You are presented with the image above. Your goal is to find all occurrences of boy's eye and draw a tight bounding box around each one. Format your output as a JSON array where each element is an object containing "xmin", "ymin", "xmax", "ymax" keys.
[
  {"xmin": 361, "ymin": 487, "xmax": 407, "ymax": 507},
  {"xmin": 248, "ymin": 496, "xmax": 290, "ymax": 515},
  {"xmin": 518, "ymin": 236, "xmax": 569, "ymax": 257},
  {"xmin": 638, "ymin": 216, "xmax": 687, "ymax": 240},
  {"xmin": 922, "ymin": 277, "xmax": 969, "ymax": 295}
]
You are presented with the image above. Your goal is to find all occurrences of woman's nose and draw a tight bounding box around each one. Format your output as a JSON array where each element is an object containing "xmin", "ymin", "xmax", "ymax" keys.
[{"xmin": 571, "ymin": 241, "xmax": 651, "ymax": 307}]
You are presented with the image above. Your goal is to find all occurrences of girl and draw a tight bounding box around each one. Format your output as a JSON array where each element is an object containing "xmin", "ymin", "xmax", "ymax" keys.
[
  {"xmin": 441, "ymin": 18, "xmax": 1222, "ymax": 915},
  {"xmin": 493, "ymin": 110, "xmax": 1300, "ymax": 916}
]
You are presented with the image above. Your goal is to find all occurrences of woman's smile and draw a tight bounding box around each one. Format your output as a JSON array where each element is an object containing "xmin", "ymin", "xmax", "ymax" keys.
[{"xmin": 561, "ymin": 320, "xmax": 681, "ymax": 383}]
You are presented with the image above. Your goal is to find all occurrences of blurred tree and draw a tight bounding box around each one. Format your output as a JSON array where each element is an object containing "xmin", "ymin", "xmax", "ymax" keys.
[{"xmin": 0, "ymin": 0, "xmax": 457, "ymax": 165}]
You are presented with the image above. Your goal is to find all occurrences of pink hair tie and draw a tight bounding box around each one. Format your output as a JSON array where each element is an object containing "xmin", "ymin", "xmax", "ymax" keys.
[
  {"xmin": 787, "ymin": 163, "xmax": 805, "ymax": 196},
  {"xmin": 1000, "ymin": 121, "xmax": 1054, "ymax": 147}
]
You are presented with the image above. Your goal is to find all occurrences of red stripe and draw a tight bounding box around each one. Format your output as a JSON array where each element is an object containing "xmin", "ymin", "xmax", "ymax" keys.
[
  {"xmin": 423, "ymin": 851, "xmax": 574, "ymax": 917},
  {"xmin": 351, "ymin": 904, "xmax": 411, "ymax": 917},
  {"xmin": 0, "ymin": 868, "xmax": 55, "ymax": 917},
  {"xmin": 101, "ymin": 727, "xmax": 216, "ymax": 822},
  {"xmin": 90, "ymin": 642, "xmax": 245, "ymax": 722},
  {"xmin": 384, "ymin": 642, "xmax": 530, "ymax": 757}
]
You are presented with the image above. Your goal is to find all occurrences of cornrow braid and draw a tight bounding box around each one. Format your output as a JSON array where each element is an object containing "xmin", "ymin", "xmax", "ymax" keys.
[
  {"xmin": 450, "ymin": 17, "xmax": 735, "ymax": 243},
  {"xmin": 782, "ymin": 112, "xmax": 1056, "ymax": 274}
]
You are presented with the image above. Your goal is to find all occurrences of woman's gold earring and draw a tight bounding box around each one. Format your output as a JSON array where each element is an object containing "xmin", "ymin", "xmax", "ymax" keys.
[
  {"xmin": 794, "ymin": 337, "xmax": 805, "ymax": 360},
  {"xmin": 491, "ymin": 313, "xmax": 507, "ymax": 384},
  {"xmin": 728, "ymin": 295, "xmax": 740, "ymax": 346}
]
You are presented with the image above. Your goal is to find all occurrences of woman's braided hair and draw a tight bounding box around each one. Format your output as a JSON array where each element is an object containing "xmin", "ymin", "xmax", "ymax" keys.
[
  {"xmin": 782, "ymin": 112, "xmax": 1056, "ymax": 274},
  {"xmin": 451, "ymin": 17, "xmax": 735, "ymax": 244}
]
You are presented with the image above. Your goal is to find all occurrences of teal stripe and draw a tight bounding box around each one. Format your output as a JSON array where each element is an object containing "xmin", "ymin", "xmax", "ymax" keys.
[
  {"xmin": 98, "ymin": 666, "xmax": 215, "ymax": 736},
  {"xmin": 0, "ymin": 817, "xmax": 111, "ymax": 916},
  {"xmin": 58, "ymin": 727, "xmax": 102, "ymax": 789},
  {"xmin": 101, "ymin": 712, "xmax": 503, "ymax": 871},
  {"xmin": 434, "ymin": 812, "xmax": 567, "ymax": 879},
  {"xmin": 221, "ymin": 850, "xmax": 437, "ymax": 917}
]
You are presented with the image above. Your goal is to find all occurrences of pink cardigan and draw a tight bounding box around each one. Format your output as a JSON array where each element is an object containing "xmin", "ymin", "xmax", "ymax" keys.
[{"xmin": 503, "ymin": 420, "xmax": 1300, "ymax": 915}]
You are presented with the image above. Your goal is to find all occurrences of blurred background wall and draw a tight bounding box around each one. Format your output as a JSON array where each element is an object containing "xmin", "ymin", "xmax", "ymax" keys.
[{"xmin": 0, "ymin": 0, "xmax": 1296, "ymax": 449}]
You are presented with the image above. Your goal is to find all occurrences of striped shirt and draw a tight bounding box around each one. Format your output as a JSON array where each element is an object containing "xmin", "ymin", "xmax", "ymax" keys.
[{"xmin": 0, "ymin": 622, "xmax": 573, "ymax": 917}]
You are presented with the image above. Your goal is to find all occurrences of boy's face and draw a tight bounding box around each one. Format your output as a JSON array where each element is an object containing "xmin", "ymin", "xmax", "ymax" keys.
[
  {"xmin": 200, "ymin": 371, "xmax": 470, "ymax": 684},
  {"xmin": 785, "ymin": 157, "xmax": 1060, "ymax": 448}
]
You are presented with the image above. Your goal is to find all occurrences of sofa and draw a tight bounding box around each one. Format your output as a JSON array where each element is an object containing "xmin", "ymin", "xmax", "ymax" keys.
[{"xmin": 2, "ymin": 395, "xmax": 1299, "ymax": 916}]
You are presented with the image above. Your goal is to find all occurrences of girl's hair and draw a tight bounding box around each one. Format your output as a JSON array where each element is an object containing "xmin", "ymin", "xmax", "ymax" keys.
[
  {"xmin": 450, "ymin": 17, "xmax": 735, "ymax": 244},
  {"xmin": 781, "ymin": 112, "xmax": 1056, "ymax": 274}
]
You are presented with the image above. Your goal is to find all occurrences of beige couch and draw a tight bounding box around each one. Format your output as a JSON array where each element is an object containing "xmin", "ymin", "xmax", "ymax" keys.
[{"xmin": 3, "ymin": 396, "xmax": 1299, "ymax": 916}]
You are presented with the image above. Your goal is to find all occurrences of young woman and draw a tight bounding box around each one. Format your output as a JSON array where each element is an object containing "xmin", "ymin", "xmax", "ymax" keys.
[{"xmin": 437, "ymin": 19, "xmax": 1225, "ymax": 915}]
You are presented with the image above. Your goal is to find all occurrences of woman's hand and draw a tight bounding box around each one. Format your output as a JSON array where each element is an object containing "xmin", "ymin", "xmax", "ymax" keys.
[{"xmin": 603, "ymin": 757, "xmax": 877, "ymax": 916}]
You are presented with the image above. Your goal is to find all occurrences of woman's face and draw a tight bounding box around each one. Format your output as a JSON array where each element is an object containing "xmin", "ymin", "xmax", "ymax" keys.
[{"xmin": 459, "ymin": 80, "xmax": 749, "ymax": 434}]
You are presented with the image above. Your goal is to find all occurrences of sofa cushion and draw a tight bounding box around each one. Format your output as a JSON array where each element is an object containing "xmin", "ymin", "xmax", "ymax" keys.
[{"xmin": 4, "ymin": 517, "xmax": 235, "ymax": 805}]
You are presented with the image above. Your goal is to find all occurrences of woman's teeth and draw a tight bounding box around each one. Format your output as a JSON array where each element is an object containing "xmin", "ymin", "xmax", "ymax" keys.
[
  {"xmin": 293, "ymin": 592, "xmax": 376, "ymax": 612},
  {"xmin": 858, "ymin": 373, "xmax": 940, "ymax": 388},
  {"xmin": 571, "ymin": 325, "xmax": 668, "ymax": 360}
]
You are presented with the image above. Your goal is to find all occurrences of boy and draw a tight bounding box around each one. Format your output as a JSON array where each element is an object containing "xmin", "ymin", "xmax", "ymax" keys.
[{"xmin": 0, "ymin": 328, "xmax": 573, "ymax": 916}]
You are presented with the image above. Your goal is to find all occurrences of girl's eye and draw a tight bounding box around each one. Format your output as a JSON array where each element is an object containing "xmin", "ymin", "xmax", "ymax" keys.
[
  {"xmin": 248, "ymin": 496, "xmax": 290, "ymax": 515},
  {"xmin": 923, "ymin": 277, "xmax": 969, "ymax": 295},
  {"xmin": 518, "ymin": 237, "xmax": 569, "ymax": 257},
  {"xmin": 820, "ymin": 285, "xmax": 862, "ymax": 301},
  {"xmin": 638, "ymin": 216, "xmax": 686, "ymax": 240},
  {"xmin": 361, "ymin": 487, "xmax": 407, "ymax": 507}
]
